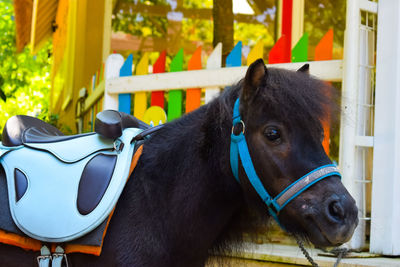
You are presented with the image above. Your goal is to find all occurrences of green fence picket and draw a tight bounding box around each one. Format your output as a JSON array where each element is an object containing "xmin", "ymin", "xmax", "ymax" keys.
[{"xmin": 168, "ymin": 48, "xmax": 184, "ymax": 121}]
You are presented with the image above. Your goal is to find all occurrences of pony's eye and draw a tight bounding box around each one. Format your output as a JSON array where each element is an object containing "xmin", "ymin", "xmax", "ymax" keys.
[{"xmin": 264, "ymin": 127, "xmax": 281, "ymax": 143}]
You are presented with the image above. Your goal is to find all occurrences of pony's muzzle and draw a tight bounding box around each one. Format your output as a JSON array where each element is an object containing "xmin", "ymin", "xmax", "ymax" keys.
[
  {"xmin": 322, "ymin": 194, "xmax": 359, "ymax": 244},
  {"xmin": 326, "ymin": 198, "xmax": 346, "ymax": 223},
  {"xmin": 324, "ymin": 194, "xmax": 357, "ymax": 223}
]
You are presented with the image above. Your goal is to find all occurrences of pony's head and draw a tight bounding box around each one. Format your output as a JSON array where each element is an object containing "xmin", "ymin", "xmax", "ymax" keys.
[{"xmin": 235, "ymin": 59, "xmax": 358, "ymax": 247}]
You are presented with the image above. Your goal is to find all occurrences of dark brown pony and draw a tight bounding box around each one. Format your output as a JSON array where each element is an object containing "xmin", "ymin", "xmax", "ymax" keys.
[{"xmin": 0, "ymin": 59, "xmax": 358, "ymax": 266}]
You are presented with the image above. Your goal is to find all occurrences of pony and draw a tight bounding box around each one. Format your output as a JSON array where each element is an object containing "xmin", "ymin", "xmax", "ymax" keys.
[{"xmin": 0, "ymin": 59, "xmax": 358, "ymax": 266}]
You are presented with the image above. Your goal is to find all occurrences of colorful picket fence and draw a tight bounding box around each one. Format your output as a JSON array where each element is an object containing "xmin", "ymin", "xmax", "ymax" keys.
[
  {"xmin": 96, "ymin": 30, "xmax": 336, "ymax": 152},
  {"xmin": 82, "ymin": 30, "xmax": 339, "ymax": 138}
]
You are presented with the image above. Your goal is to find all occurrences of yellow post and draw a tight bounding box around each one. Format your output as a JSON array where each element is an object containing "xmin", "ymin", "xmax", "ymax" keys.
[
  {"xmin": 50, "ymin": 0, "xmax": 106, "ymax": 132},
  {"xmin": 102, "ymin": 0, "xmax": 112, "ymax": 63}
]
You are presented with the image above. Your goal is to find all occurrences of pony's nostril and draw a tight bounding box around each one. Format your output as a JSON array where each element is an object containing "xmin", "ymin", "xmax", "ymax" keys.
[{"xmin": 328, "ymin": 201, "xmax": 345, "ymax": 221}]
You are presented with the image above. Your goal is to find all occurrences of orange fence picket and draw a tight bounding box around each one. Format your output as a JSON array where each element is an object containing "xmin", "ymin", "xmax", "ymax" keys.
[{"xmin": 186, "ymin": 46, "xmax": 202, "ymax": 113}]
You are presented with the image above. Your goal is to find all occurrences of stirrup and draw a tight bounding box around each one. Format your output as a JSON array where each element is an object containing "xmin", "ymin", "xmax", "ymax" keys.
[
  {"xmin": 37, "ymin": 245, "xmax": 51, "ymax": 267},
  {"xmin": 36, "ymin": 245, "xmax": 68, "ymax": 267},
  {"xmin": 52, "ymin": 246, "xmax": 68, "ymax": 267}
]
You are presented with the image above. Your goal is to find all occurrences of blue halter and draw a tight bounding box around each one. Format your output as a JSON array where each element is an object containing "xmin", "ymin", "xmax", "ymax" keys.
[{"xmin": 230, "ymin": 98, "xmax": 341, "ymax": 226}]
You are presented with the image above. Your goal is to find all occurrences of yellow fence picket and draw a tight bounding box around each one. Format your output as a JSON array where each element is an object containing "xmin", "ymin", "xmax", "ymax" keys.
[
  {"xmin": 246, "ymin": 40, "xmax": 263, "ymax": 66},
  {"xmin": 134, "ymin": 53, "xmax": 149, "ymax": 119}
]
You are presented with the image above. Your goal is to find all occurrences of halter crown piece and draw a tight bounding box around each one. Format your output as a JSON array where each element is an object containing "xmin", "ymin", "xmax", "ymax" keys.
[{"xmin": 229, "ymin": 98, "xmax": 341, "ymax": 226}]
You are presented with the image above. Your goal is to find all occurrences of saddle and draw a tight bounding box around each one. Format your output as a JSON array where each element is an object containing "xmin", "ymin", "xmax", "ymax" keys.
[{"xmin": 0, "ymin": 111, "xmax": 146, "ymax": 245}]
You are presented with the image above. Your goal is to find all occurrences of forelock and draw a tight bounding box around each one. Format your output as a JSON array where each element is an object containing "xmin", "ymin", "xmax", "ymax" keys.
[{"xmin": 256, "ymin": 68, "xmax": 337, "ymax": 139}]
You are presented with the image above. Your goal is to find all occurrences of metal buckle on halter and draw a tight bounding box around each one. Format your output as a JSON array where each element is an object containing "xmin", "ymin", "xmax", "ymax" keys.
[
  {"xmin": 269, "ymin": 201, "xmax": 280, "ymax": 216},
  {"xmin": 263, "ymin": 196, "xmax": 271, "ymax": 205},
  {"xmin": 231, "ymin": 120, "xmax": 245, "ymax": 135},
  {"xmin": 264, "ymin": 197, "xmax": 280, "ymax": 217}
]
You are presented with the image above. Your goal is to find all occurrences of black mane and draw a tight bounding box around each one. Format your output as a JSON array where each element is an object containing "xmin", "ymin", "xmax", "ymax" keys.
[{"xmin": 218, "ymin": 68, "xmax": 337, "ymax": 141}]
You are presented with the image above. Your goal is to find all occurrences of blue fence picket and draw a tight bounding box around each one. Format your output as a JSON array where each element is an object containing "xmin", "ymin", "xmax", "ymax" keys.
[
  {"xmin": 226, "ymin": 41, "xmax": 242, "ymax": 67},
  {"xmin": 118, "ymin": 54, "xmax": 133, "ymax": 114}
]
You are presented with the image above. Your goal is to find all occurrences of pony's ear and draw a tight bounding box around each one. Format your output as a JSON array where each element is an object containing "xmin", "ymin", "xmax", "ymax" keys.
[
  {"xmin": 242, "ymin": 58, "xmax": 267, "ymax": 102},
  {"xmin": 297, "ymin": 63, "xmax": 310, "ymax": 74}
]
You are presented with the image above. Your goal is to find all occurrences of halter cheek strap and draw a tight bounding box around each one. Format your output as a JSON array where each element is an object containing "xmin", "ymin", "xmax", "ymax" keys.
[{"xmin": 230, "ymin": 98, "xmax": 341, "ymax": 226}]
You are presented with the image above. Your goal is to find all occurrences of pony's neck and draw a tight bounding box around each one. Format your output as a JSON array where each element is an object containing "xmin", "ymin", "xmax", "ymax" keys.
[
  {"xmin": 104, "ymin": 89, "xmax": 252, "ymax": 266},
  {"xmin": 129, "ymin": 99, "xmax": 242, "ymax": 265}
]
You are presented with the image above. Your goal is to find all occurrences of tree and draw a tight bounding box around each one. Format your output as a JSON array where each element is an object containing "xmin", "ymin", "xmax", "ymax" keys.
[
  {"xmin": 213, "ymin": 0, "xmax": 233, "ymax": 64},
  {"xmin": 0, "ymin": 0, "xmax": 53, "ymax": 135}
]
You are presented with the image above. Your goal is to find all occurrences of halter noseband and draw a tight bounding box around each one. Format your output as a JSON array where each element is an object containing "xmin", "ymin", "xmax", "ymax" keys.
[{"xmin": 229, "ymin": 98, "xmax": 341, "ymax": 226}]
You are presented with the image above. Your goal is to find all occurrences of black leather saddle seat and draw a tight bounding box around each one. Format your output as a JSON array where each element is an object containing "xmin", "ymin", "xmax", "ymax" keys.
[
  {"xmin": 94, "ymin": 110, "xmax": 150, "ymax": 139},
  {"xmin": 2, "ymin": 111, "xmax": 152, "ymax": 147},
  {"xmin": 1, "ymin": 115, "xmax": 94, "ymax": 147}
]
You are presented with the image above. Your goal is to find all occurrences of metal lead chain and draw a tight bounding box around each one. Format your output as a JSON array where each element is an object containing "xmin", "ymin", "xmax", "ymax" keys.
[
  {"xmin": 295, "ymin": 237, "xmax": 348, "ymax": 267},
  {"xmin": 296, "ymin": 238, "xmax": 320, "ymax": 267},
  {"xmin": 331, "ymin": 248, "xmax": 348, "ymax": 267}
]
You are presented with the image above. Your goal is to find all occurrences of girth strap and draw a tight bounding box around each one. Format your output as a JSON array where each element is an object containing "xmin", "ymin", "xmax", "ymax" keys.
[{"xmin": 230, "ymin": 98, "xmax": 341, "ymax": 226}]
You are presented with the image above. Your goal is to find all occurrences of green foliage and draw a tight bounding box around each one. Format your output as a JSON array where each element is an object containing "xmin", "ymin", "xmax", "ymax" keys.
[
  {"xmin": 113, "ymin": 0, "xmax": 168, "ymax": 38},
  {"xmin": 183, "ymin": 0, "xmax": 212, "ymax": 8},
  {"xmin": 304, "ymin": 0, "xmax": 346, "ymax": 49},
  {"xmin": 234, "ymin": 22, "xmax": 274, "ymax": 48},
  {"xmin": 0, "ymin": 0, "xmax": 53, "ymax": 134}
]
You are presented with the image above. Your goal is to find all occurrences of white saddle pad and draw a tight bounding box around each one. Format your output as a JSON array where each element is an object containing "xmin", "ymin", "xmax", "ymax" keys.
[{"xmin": 0, "ymin": 128, "xmax": 142, "ymax": 243}]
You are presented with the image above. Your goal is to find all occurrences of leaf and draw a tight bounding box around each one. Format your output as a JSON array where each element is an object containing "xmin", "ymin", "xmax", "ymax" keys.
[
  {"xmin": 0, "ymin": 89, "xmax": 5, "ymax": 102},
  {"xmin": 0, "ymin": 75, "xmax": 5, "ymax": 101}
]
